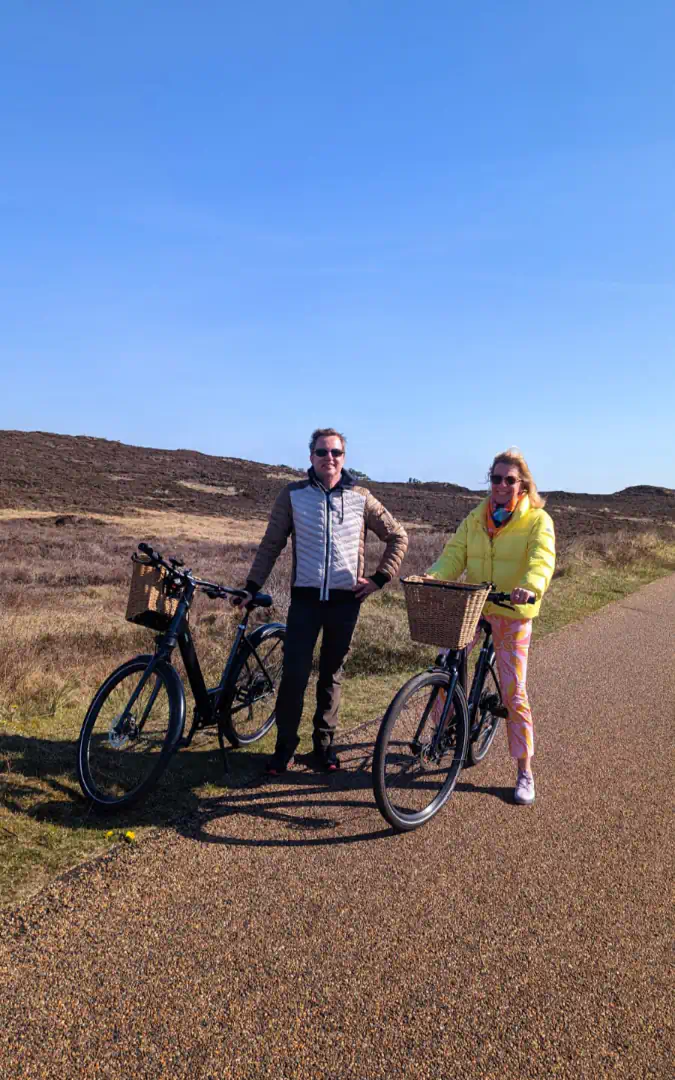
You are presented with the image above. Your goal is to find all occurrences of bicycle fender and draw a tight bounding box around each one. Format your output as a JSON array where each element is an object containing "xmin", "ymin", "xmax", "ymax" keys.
[{"xmin": 245, "ymin": 622, "xmax": 286, "ymax": 651}]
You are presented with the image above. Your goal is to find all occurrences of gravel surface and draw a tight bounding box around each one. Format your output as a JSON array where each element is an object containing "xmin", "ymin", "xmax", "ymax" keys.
[{"xmin": 1, "ymin": 576, "xmax": 674, "ymax": 1079}]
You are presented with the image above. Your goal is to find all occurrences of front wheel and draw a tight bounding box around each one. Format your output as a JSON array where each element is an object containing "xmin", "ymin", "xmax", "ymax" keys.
[
  {"xmin": 77, "ymin": 656, "xmax": 185, "ymax": 811},
  {"xmin": 373, "ymin": 671, "xmax": 469, "ymax": 832},
  {"xmin": 220, "ymin": 628, "xmax": 286, "ymax": 747}
]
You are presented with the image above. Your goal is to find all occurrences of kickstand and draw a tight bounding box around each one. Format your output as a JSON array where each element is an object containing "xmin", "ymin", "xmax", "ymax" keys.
[{"xmin": 220, "ymin": 743, "xmax": 230, "ymax": 775}]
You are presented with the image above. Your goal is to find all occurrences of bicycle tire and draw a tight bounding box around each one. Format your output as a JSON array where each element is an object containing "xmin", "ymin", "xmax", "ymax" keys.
[
  {"xmin": 373, "ymin": 670, "xmax": 469, "ymax": 832},
  {"xmin": 220, "ymin": 627, "xmax": 285, "ymax": 747},
  {"xmin": 465, "ymin": 660, "xmax": 503, "ymax": 767},
  {"xmin": 77, "ymin": 655, "xmax": 185, "ymax": 812}
]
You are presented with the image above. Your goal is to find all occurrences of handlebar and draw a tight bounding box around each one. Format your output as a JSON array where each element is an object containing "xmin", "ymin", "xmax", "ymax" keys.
[
  {"xmin": 488, "ymin": 590, "xmax": 536, "ymax": 606},
  {"xmin": 134, "ymin": 543, "xmax": 273, "ymax": 609}
]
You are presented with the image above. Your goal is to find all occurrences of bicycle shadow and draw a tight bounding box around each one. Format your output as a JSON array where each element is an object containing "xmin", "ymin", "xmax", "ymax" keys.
[
  {"xmin": 3, "ymin": 724, "xmax": 516, "ymax": 854},
  {"xmin": 179, "ymin": 737, "xmax": 397, "ymax": 847},
  {"xmin": 1, "ymin": 728, "xmax": 393, "ymax": 848}
]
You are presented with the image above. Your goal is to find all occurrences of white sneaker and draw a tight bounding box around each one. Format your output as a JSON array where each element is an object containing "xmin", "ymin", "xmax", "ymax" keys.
[{"xmin": 514, "ymin": 769, "xmax": 535, "ymax": 805}]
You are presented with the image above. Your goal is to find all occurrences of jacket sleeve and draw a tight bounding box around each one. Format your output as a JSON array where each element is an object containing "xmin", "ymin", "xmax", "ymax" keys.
[
  {"xmin": 425, "ymin": 516, "xmax": 469, "ymax": 581},
  {"xmin": 521, "ymin": 511, "xmax": 556, "ymax": 600},
  {"xmin": 245, "ymin": 487, "xmax": 293, "ymax": 592},
  {"xmin": 364, "ymin": 494, "xmax": 408, "ymax": 586}
]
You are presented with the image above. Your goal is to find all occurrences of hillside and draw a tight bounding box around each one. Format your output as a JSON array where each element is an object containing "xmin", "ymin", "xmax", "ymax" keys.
[{"xmin": 1, "ymin": 429, "xmax": 674, "ymax": 545}]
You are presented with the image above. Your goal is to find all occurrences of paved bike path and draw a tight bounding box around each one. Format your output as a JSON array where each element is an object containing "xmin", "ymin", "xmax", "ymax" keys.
[{"xmin": 2, "ymin": 576, "xmax": 674, "ymax": 1079}]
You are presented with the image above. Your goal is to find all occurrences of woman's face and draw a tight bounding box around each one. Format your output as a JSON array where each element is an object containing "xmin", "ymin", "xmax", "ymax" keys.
[{"xmin": 490, "ymin": 463, "xmax": 523, "ymax": 506}]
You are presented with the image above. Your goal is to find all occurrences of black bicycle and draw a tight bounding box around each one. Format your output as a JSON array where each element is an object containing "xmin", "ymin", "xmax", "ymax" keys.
[
  {"xmin": 373, "ymin": 590, "xmax": 534, "ymax": 832},
  {"xmin": 77, "ymin": 543, "xmax": 285, "ymax": 812}
]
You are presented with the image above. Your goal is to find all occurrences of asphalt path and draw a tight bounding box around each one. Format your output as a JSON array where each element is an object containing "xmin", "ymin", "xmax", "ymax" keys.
[{"xmin": 2, "ymin": 576, "xmax": 674, "ymax": 1079}]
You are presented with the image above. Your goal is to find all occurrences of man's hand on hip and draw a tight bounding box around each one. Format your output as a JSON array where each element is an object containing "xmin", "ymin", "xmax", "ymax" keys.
[{"xmin": 353, "ymin": 577, "xmax": 379, "ymax": 601}]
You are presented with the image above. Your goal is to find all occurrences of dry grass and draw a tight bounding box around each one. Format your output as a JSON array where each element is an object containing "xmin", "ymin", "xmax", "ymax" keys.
[{"xmin": 2, "ymin": 511, "xmax": 674, "ymax": 907}]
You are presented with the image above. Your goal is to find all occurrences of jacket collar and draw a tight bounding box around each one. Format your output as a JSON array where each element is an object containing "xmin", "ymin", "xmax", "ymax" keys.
[
  {"xmin": 476, "ymin": 492, "xmax": 531, "ymax": 531},
  {"xmin": 308, "ymin": 466, "xmax": 355, "ymax": 493}
]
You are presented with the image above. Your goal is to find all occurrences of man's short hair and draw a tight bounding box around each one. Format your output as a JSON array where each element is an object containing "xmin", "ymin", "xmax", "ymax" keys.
[{"xmin": 309, "ymin": 428, "xmax": 347, "ymax": 454}]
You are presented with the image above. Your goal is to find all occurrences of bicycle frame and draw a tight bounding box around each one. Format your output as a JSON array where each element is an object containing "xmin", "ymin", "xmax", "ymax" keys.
[
  {"xmin": 428, "ymin": 618, "xmax": 498, "ymax": 749},
  {"xmin": 126, "ymin": 578, "xmax": 282, "ymax": 749}
]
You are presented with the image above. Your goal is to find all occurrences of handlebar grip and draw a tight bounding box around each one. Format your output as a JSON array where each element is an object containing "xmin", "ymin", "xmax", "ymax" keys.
[{"xmin": 138, "ymin": 542, "xmax": 162, "ymax": 562}]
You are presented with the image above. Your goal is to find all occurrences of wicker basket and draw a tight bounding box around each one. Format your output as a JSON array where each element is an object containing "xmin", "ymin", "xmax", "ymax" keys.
[
  {"xmin": 401, "ymin": 577, "xmax": 491, "ymax": 649},
  {"xmin": 125, "ymin": 557, "xmax": 180, "ymax": 630}
]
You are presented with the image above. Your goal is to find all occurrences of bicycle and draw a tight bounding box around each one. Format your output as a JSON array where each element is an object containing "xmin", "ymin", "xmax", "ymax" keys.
[
  {"xmin": 373, "ymin": 589, "xmax": 534, "ymax": 832},
  {"xmin": 76, "ymin": 543, "xmax": 286, "ymax": 812}
]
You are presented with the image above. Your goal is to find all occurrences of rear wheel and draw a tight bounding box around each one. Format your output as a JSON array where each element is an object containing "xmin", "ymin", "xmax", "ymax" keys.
[
  {"xmin": 221, "ymin": 628, "xmax": 285, "ymax": 747},
  {"xmin": 373, "ymin": 671, "xmax": 469, "ymax": 832},
  {"xmin": 466, "ymin": 661, "xmax": 504, "ymax": 767},
  {"xmin": 77, "ymin": 657, "xmax": 183, "ymax": 811}
]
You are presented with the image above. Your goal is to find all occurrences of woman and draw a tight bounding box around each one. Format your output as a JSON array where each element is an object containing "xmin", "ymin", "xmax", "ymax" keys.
[{"xmin": 426, "ymin": 448, "xmax": 556, "ymax": 805}]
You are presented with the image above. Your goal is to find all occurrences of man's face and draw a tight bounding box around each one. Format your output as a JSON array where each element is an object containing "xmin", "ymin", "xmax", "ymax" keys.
[{"xmin": 310, "ymin": 435, "xmax": 345, "ymax": 489}]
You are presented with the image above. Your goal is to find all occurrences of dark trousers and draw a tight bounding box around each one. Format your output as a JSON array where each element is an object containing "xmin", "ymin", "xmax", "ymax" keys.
[{"xmin": 274, "ymin": 590, "xmax": 361, "ymax": 759}]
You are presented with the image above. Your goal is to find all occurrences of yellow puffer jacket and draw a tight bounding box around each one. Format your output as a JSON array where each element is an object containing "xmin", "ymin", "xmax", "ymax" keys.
[{"xmin": 426, "ymin": 495, "xmax": 556, "ymax": 620}]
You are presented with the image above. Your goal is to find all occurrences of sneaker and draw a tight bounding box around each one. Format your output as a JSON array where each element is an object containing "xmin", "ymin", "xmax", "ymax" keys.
[
  {"xmin": 265, "ymin": 754, "xmax": 294, "ymax": 777},
  {"xmin": 514, "ymin": 769, "xmax": 535, "ymax": 805},
  {"xmin": 313, "ymin": 746, "xmax": 341, "ymax": 773}
]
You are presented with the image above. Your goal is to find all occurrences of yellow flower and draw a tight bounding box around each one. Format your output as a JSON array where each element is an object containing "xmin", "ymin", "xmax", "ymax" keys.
[
  {"xmin": 105, "ymin": 830, "xmax": 114, "ymax": 838},
  {"xmin": 124, "ymin": 830, "xmax": 136, "ymax": 842}
]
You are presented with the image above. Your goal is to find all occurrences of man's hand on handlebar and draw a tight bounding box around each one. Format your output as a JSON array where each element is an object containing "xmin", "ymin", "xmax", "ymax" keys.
[
  {"xmin": 229, "ymin": 590, "xmax": 252, "ymax": 609},
  {"xmin": 510, "ymin": 588, "xmax": 536, "ymax": 605}
]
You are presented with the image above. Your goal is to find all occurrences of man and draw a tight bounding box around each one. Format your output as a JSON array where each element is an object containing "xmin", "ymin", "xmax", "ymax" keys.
[{"xmin": 234, "ymin": 428, "xmax": 408, "ymax": 775}]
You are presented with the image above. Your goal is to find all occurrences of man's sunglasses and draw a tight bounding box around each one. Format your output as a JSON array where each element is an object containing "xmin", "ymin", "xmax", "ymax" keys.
[
  {"xmin": 491, "ymin": 473, "xmax": 520, "ymax": 486},
  {"xmin": 314, "ymin": 448, "xmax": 344, "ymax": 458}
]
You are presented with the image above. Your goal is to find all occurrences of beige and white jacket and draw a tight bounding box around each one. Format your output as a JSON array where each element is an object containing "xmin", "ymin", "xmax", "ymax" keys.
[{"xmin": 246, "ymin": 469, "xmax": 408, "ymax": 600}]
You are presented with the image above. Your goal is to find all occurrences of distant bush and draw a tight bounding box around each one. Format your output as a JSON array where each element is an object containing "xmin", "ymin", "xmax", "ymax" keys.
[{"xmin": 408, "ymin": 477, "xmax": 422, "ymax": 485}]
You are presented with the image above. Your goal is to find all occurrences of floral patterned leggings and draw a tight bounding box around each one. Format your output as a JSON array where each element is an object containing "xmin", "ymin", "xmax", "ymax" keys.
[{"xmin": 475, "ymin": 615, "xmax": 534, "ymax": 760}]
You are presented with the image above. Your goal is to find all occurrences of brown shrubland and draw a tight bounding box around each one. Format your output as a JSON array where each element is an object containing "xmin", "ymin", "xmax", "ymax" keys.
[{"xmin": 1, "ymin": 512, "xmax": 674, "ymax": 722}]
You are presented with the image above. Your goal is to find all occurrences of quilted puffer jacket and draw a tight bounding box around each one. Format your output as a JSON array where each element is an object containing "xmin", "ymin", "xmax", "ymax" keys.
[
  {"xmin": 426, "ymin": 494, "xmax": 556, "ymax": 619},
  {"xmin": 246, "ymin": 469, "xmax": 408, "ymax": 600}
]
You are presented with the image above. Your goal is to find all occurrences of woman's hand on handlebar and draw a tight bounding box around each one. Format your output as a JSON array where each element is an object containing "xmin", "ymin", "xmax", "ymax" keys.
[{"xmin": 510, "ymin": 588, "xmax": 536, "ymax": 605}]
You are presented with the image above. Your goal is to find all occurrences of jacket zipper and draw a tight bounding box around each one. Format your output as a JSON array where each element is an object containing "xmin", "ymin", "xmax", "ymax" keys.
[{"xmin": 321, "ymin": 490, "xmax": 332, "ymax": 601}]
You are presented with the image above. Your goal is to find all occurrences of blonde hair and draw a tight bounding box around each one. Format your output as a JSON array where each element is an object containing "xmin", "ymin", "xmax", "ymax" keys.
[
  {"xmin": 309, "ymin": 428, "xmax": 347, "ymax": 454},
  {"xmin": 488, "ymin": 447, "xmax": 546, "ymax": 509}
]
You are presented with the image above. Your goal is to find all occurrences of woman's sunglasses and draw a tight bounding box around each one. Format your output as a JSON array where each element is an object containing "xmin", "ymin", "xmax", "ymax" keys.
[
  {"xmin": 314, "ymin": 448, "xmax": 344, "ymax": 458},
  {"xmin": 491, "ymin": 473, "xmax": 520, "ymax": 486}
]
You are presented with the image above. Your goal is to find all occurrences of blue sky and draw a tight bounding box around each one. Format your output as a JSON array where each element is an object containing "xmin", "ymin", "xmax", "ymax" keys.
[{"xmin": 2, "ymin": 1, "xmax": 674, "ymax": 492}]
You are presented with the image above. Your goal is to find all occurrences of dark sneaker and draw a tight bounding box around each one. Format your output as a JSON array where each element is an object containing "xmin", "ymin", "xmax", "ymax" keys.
[
  {"xmin": 313, "ymin": 747, "xmax": 341, "ymax": 773},
  {"xmin": 265, "ymin": 754, "xmax": 294, "ymax": 777}
]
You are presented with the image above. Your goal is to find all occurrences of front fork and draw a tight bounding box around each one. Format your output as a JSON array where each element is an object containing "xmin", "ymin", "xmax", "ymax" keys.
[{"xmin": 114, "ymin": 655, "xmax": 163, "ymax": 740}]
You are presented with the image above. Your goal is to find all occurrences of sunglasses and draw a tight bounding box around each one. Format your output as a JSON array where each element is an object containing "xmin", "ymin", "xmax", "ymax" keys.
[
  {"xmin": 314, "ymin": 448, "xmax": 344, "ymax": 458},
  {"xmin": 491, "ymin": 473, "xmax": 520, "ymax": 486}
]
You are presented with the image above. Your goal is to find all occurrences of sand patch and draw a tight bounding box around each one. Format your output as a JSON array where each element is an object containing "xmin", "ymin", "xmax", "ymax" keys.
[
  {"xmin": 177, "ymin": 481, "xmax": 239, "ymax": 496},
  {"xmin": 266, "ymin": 470, "xmax": 304, "ymax": 481}
]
